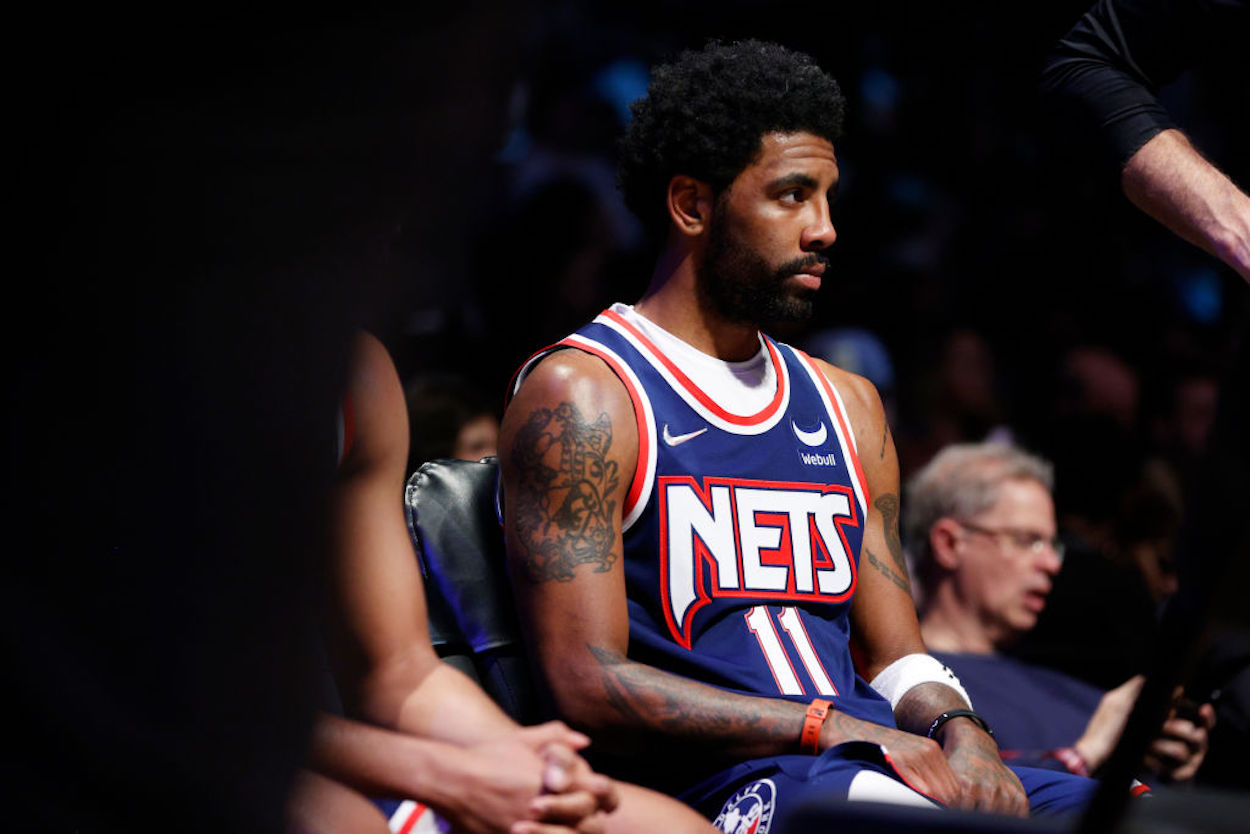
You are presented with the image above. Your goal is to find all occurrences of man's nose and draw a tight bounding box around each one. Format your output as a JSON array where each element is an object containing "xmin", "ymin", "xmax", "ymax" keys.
[
  {"xmin": 1038, "ymin": 542, "xmax": 1064, "ymax": 575},
  {"xmin": 802, "ymin": 203, "xmax": 836, "ymax": 251}
]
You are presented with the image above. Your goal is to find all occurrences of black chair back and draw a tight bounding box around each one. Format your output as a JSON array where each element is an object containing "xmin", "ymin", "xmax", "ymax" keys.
[{"xmin": 403, "ymin": 456, "xmax": 539, "ymax": 723}]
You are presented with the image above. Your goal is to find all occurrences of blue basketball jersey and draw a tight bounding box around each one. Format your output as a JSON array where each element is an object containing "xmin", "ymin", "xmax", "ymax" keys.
[{"xmin": 513, "ymin": 306, "xmax": 896, "ymax": 729}]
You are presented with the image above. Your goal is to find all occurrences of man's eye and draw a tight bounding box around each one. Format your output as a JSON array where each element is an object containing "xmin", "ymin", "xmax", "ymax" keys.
[{"xmin": 780, "ymin": 189, "xmax": 805, "ymax": 203}]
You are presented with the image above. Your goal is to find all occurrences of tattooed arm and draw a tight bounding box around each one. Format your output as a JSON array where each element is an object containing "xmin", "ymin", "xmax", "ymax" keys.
[{"xmin": 818, "ymin": 361, "xmax": 1027, "ymax": 816}]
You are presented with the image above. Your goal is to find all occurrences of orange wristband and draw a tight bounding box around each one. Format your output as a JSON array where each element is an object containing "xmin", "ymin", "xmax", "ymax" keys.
[{"xmin": 800, "ymin": 698, "xmax": 833, "ymax": 755}]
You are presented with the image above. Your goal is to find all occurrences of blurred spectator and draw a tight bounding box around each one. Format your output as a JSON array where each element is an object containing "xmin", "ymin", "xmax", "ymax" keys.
[
  {"xmin": 895, "ymin": 327, "xmax": 1011, "ymax": 480},
  {"xmin": 1011, "ymin": 413, "xmax": 1157, "ymax": 689},
  {"xmin": 1057, "ymin": 345, "xmax": 1141, "ymax": 431},
  {"xmin": 803, "ymin": 326, "xmax": 898, "ymax": 425},
  {"xmin": 1145, "ymin": 355, "xmax": 1225, "ymax": 496},
  {"xmin": 1109, "ymin": 458, "xmax": 1185, "ymax": 607},
  {"xmin": 473, "ymin": 22, "xmax": 655, "ymax": 396},
  {"xmin": 1162, "ymin": 372, "xmax": 1220, "ymax": 460},
  {"xmin": 404, "ymin": 374, "xmax": 500, "ymax": 472},
  {"xmin": 906, "ymin": 441, "xmax": 1215, "ymax": 785}
]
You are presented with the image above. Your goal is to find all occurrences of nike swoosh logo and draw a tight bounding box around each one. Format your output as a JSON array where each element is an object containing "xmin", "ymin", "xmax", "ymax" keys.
[
  {"xmin": 792, "ymin": 420, "xmax": 828, "ymax": 447},
  {"xmin": 663, "ymin": 424, "xmax": 708, "ymax": 446}
]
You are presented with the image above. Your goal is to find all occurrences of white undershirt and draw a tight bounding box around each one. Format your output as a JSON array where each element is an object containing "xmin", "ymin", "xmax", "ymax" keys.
[{"xmin": 612, "ymin": 303, "xmax": 776, "ymax": 413}]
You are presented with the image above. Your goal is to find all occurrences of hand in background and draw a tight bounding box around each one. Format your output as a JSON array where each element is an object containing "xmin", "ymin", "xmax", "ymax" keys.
[
  {"xmin": 1074, "ymin": 674, "xmax": 1145, "ymax": 773},
  {"xmin": 1144, "ymin": 697, "xmax": 1217, "ymax": 783}
]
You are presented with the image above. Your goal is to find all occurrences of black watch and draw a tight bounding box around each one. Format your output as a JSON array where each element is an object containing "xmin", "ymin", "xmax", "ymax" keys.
[{"xmin": 926, "ymin": 708, "xmax": 994, "ymax": 740}]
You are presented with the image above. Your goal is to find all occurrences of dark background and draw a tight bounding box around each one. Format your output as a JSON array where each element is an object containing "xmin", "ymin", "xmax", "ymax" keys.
[{"xmin": 7, "ymin": 2, "xmax": 1247, "ymax": 830}]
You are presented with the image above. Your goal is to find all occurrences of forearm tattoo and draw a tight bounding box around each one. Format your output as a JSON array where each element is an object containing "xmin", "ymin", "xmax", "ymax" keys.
[
  {"xmin": 587, "ymin": 645, "xmax": 797, "ymax": 752},
  {"xmin": 868, "ymin": 493, "xmax": 911, "ymax": 592},
  {"xmin": 865, "ymin": 546, "xmax": 910, "ymax": 593},
  {"xmin": 511, "ymin": 401, "xmax": 620, "ymax": 582}
]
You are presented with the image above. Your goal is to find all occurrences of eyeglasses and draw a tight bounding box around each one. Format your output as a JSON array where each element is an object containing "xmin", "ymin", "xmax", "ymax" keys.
[{"xmin": 956, "ymin": 520, "xmax": 1066, "ymax": 562}]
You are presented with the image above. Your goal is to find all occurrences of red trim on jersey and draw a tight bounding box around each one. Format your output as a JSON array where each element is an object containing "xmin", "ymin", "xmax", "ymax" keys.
[
  {"xmin": 1130, "ymin": 782, "xmax": 1152, "ymax": 797},
  {"xmin": 794, "ymin": 348, "xmax": 869, "ymax": 508},
  {"xmin": 658, "ymin": 475, "xmax": 860, "ymax": 649},
  {"xmin": 505, "ymin": 337, "xmax": 651, "ymax": 523},
  {"xmin": 395, "ymin": 803, "xmax": 430, "ymax": 834},
  {"xmin": 554, "ymin": 337, "xmax": 650, "ymax": 521},
  {"xmin": 506, "ymin": 340, "xmax": 565, "ymax": 405},
  {"xmin": 601, "ymin": 308, "xmax": 786, "ymax": 427}
]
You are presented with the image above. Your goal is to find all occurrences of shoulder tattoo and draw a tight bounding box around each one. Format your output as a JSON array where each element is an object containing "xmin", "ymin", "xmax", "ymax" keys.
[{"xmin": 510, "ymin": 401, "xmax": 620, "ymax": 582}]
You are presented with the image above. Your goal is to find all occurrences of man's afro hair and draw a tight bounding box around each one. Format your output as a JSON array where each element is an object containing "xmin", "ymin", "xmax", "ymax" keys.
[{"xmin": 617, "ymin": 39, "xmax": 845, "ymax": 241}]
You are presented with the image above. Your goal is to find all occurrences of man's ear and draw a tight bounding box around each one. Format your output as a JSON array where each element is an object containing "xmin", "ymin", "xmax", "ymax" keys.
[
  {"xmin": 666, "ymin": 175, "xmax": 714, "ymax": 237},
  {"xmin": 930, "ymin": 518, "xmax": 963, "ymax": 571}
]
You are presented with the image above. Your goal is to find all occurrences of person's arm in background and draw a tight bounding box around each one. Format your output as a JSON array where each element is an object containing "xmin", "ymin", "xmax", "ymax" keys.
[
  {"xmin": 1039, "ymin": 0, "xmax": 1250, "ymax": 281},
  {"xmin": 1122, "ymin": 129, "xmax": 1250, "ymax": 281}
]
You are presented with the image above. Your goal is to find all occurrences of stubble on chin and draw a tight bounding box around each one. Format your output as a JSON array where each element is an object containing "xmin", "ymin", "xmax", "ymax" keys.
[{"xmin": 699, "ymin": 228, "xmax": 817, "ymax": 327}]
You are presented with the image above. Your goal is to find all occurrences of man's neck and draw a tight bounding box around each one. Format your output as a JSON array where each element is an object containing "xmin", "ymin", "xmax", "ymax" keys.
[
  {"xmin": 918, "ymin": 589, "xmax": 999, "ymax": 656},
  {"xmin": 635, "ymin": 248, "xmax": 761, "ymax": 362}
]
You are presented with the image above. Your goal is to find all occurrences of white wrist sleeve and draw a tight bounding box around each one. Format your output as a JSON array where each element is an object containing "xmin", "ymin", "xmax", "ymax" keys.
[{"xmin": 869, "ymin": 653, "xmax": 972, "ymax": 710}]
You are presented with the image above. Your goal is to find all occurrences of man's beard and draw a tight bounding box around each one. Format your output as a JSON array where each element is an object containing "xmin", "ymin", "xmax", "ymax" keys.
[{"xmin": 698, "ymin": 207, "xmax": 827, "ymax": 327}]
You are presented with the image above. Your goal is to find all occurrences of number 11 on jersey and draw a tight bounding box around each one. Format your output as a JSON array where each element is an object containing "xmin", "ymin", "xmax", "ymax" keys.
[{"xmin": 745, "ymin": 605, "xmax": 838, "ymax": 696}]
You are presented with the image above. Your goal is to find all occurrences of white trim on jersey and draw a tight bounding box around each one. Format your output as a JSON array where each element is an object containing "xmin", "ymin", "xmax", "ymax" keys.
[
  {"xmin": 560, "ymin": 333, "xmax": 658, "ymax": 532},
  {"xmin": 594, "ymin": 309, "xmax": 791, "ymax": 436},
  {"xmin": 508, "ymin": 335, "xmax": 658, "ymax": 533},
  {"xmin": 613, "ymin": 303, "xmax": 775, "ymax": 413},
  {"xmin": 788, "ymin": 346, "xmax": 869, "ymax": 519}
]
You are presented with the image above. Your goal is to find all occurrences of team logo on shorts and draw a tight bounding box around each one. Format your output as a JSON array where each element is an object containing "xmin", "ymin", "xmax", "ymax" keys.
[{"xmin": 713, "ymin": 778, "xmax": 776, "ymax": 834}]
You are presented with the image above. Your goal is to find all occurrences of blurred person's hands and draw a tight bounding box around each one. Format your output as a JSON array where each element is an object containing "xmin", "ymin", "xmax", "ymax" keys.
[
  {"xmin": 1143, "ymin": 696, "xmax": 1217, "ymax": 782},
  {"xmin": 1075, "ymin": 675, "xmax": 1217, "ymax": 782},
  {"xmin": 432, "ymin": 722, "xmax": 616, "ymax": 834},
  {"xmin": 1074, "ymin": 674, "xmax": 1145, "ymax": 773}
]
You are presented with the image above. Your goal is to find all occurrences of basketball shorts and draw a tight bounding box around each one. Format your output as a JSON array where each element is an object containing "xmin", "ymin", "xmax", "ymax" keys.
[
  {"xmin": 374, "ymin": 799, "xmax": 449, "ymax": 833},
  {"xmin": 679, "ymin": 741, "xmax": 1101, "ymax": 833}
]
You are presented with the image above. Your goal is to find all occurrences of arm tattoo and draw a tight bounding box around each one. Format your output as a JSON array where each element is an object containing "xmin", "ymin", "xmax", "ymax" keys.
[
  {"xmin": 510, "ymin": 401, "xmax": 620, "ymax": 582},
  {"xmin": 880, "ymin": 422, "xmax": 890, "ymax": 460},
  {"xmin": 869, "ymin": 493, "xmax": 911, "ymax": 592},
  {"xmin": 587, "ymin": 645, "xmax": 791, "ymax": 748},
  {"xmin": 865, "ymin": 546, "xmax": 910, "ymax": 593}
]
